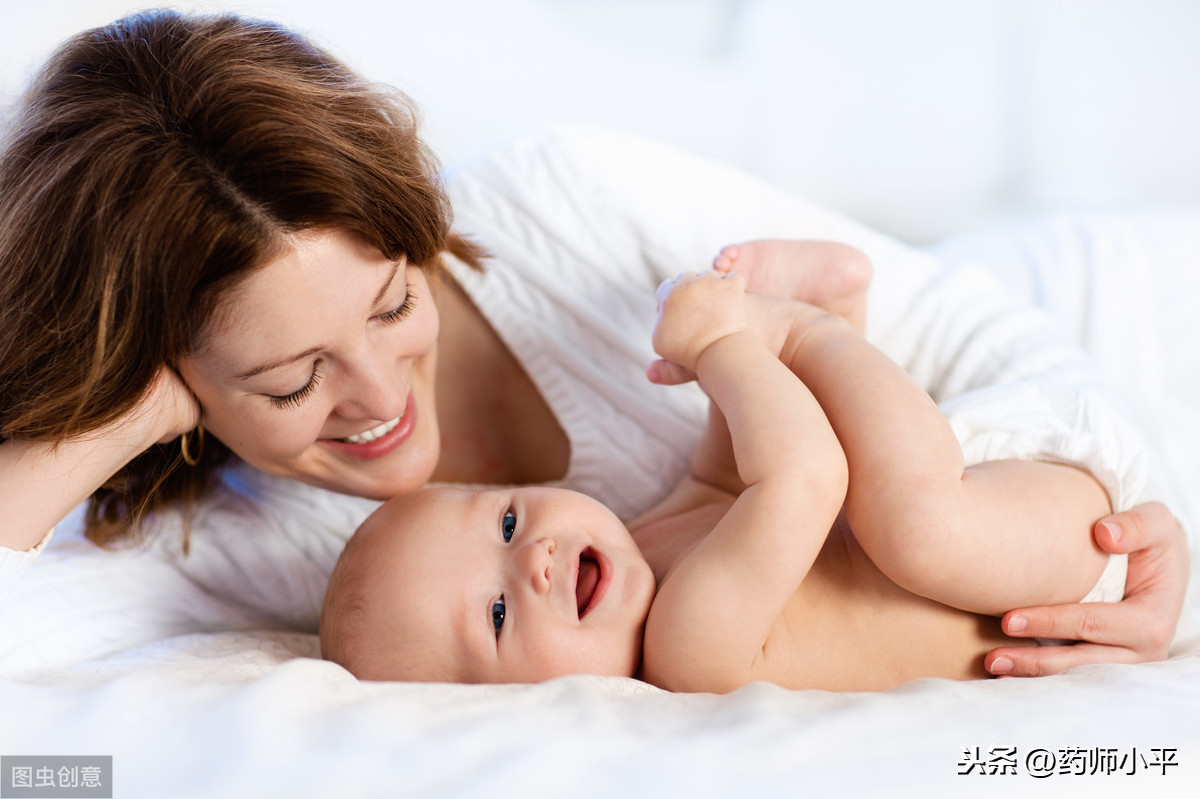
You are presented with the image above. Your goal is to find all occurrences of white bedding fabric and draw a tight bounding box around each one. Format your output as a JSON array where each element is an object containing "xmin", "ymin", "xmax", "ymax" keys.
[{"xmin": 2, "ymin": 129, "xmax": 1198, "ymax": 798}]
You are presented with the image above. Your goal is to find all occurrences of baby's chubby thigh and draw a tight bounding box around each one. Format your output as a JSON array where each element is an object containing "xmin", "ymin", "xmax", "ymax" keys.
[{"xmin": 772, "ymin": 522, "xmax": 1028, "ymax": 689}]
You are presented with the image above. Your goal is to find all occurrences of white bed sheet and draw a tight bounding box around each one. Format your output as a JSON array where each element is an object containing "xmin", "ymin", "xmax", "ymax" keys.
[{"xmin": 2, "ymin": 131, "xmax": 1198, "ymax": 799}]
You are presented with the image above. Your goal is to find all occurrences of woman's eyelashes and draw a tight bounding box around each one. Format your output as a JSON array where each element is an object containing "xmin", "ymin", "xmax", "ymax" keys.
[
  {"xmin": 268, "ymin": 365, "xmax": 323, "ymax": 409},
  {"xmin": 376, "ymin": 289, "xmax": 416, "ymax": 324},
  {"xmin": 264, "ymin": 289, "xmax": 414, "ymax": 409}
]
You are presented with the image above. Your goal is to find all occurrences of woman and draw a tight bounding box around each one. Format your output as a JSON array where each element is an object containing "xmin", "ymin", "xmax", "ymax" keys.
[{"xmin": 0, "ymin": 10, "xmax": 1185, "ymax": 677}]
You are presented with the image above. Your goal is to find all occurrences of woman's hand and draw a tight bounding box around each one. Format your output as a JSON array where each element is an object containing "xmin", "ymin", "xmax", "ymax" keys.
[
  {"xmin": 96, "ymin": 365, "xmax": 201, "ymax": 447},
  {"xmin": 985, "ymin": 501, "xmax": 1190, "ymax": 676},
  {"xmin": 140, "ymin": 366, "xmax": 203, "ymax": 444}
]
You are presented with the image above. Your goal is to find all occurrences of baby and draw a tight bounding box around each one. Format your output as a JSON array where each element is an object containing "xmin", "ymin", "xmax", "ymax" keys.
[{"xmin": 321, "ymin": 241, "xmax": 1125, "ymax": 692}]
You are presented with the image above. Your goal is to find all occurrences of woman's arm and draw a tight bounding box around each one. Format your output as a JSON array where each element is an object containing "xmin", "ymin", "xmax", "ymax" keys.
[{"xmin": 0, "ymin": 368, "xmax": 198, "ymax": 554}]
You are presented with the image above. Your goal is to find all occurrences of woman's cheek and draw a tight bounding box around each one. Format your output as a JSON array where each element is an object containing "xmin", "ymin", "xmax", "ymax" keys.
[
  {"xmin": 219, "ymin": 401, "xmax": 330, "ymax": 460},
  {"xmin": 262, "ymin": 406, "xmax": 333, "ymax": 457}
]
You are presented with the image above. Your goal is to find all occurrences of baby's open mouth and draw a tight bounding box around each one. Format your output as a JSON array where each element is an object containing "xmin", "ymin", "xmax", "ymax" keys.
[{"xmin": 575, "ymin": 548, "xmax": 601, "ymax": 619}]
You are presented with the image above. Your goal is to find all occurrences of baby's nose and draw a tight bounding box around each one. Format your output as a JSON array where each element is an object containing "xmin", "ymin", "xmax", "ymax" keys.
[{"xmin": 518, "ymin": 538, "xmax": 555, "ymax": 594}]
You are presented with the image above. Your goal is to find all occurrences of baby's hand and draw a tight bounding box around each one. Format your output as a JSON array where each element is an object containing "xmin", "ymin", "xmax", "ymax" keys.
[{"xmin": 652, "ymin": 270, "xmax": 748, "ymax": 373}]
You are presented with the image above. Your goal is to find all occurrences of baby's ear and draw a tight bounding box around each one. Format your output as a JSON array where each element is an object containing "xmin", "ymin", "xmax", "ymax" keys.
[{"xmin": 646, "ymin": 359, "xmax": 695, "ymax": 386}]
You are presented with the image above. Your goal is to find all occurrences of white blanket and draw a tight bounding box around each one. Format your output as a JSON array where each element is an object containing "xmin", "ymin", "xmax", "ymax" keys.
[{"xmin": 2, "ymin": 131, "xmax": 1197, "ymax": 798}]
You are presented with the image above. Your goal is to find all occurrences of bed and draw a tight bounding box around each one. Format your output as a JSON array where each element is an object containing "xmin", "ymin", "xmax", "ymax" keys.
[{"xmin": 3, "ymin": 128, "xmax": 1197, "ymax": 798}]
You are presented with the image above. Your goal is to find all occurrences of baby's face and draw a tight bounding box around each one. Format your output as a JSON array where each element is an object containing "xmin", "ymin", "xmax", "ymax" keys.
[{"xmin": 353, "ymin": 485, "xmax": 656, "ymax": 683}]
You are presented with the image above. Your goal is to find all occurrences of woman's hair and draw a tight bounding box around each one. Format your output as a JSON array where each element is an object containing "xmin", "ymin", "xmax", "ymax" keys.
[{"xmin": 0, "ymin": 10, "xmax": 483, "ymax": 546}]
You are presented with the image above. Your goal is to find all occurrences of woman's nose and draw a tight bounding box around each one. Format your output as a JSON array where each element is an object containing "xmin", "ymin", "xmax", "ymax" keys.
[
  {"xmin": 516, "ymin": 538, "xmax": 555, "ymax": 595},
  {"xmin": 336, "ymin": 344, "xmax": 409, "ymax": 420}
]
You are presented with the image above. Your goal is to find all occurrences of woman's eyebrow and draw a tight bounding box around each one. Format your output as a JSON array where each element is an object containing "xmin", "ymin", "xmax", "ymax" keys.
[
  {"xmin": 371, "ymin": 260, "xmax": 402, "ymax": 308},
  {"xmin": 234, "ymin": 346, "xmax": 323, "ymax": 381}
]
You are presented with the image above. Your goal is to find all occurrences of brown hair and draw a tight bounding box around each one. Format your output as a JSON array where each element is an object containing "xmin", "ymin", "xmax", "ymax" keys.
[{"xmin": 0, "ymin": 10, "xmax": 483, "ymax": 546}]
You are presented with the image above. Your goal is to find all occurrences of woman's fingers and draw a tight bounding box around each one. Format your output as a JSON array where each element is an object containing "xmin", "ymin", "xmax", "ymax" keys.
[
  {"xmin": 149, "ymin": 366, "xmax": 203, "ymax": 443},
  {"xmin": 998, "ymin": 599, "xmax": 1157, "ymax": 651},
  {"xmin": 1096, "ymin": 502, "xmax": 1189, "ymax": 655},
  {"xmin": 1096, "ymin": 501, "xmax": 1188, "ymax": 560},
  {"xmin": 986, "ymin": 642, "xmax": 1141, "ymax": 678},
  {"xmin": 986, "ymin": 501, "xmax": 1190, "ymax": 676}
]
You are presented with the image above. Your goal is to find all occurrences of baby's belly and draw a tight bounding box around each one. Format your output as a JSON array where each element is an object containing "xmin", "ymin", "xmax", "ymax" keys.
[{"xmin": 757, "ymin": 530, "xmax": 1031, "ymax": 691}]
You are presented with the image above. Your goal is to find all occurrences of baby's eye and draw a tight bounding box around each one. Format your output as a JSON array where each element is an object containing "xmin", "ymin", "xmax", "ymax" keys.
[
  {"xmin": 491, "ymin": 596, "xmax": 506, "ymax": 636},
  {"xmin": 501, "ymin": 509, "xmax": 516, "ymax": 542}
]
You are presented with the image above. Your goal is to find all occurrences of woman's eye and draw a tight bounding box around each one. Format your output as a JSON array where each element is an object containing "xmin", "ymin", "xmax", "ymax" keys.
[
  {"xmin": 267, "ymin": 365, "xmax": 323, "ymax": 409},
  {"xmin": 491, "ymin": 597, "xmax": 506, "ymax": 636},
  {"xmin": 376, "ymin": 289, "xmax": 416, "ymax": 324},
  {"xmin": 501, "ymin": 509, "xmax": 516, "ymax": 542}
]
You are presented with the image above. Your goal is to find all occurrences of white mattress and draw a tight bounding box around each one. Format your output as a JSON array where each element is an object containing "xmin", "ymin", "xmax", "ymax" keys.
[{"xmin": 2, "ymin": 130, "xmax": 1197, "ymax": 798}]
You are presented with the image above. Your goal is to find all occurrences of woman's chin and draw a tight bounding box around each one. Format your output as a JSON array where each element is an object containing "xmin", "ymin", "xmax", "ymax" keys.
[{"xmin": 264, "ymin": 435, "xmax": 440, "ymax": 500}]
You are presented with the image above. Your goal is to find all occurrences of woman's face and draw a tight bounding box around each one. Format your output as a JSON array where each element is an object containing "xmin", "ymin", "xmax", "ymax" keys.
[{"xmin": 177, "ymin": 228, "xmax": 442, "ymax": 499}]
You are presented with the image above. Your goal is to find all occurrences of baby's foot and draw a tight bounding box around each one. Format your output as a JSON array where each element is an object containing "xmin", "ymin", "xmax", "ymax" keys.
[{"xmin": 712, "ymin": 239, "xmax": 871, "ymax": 332}]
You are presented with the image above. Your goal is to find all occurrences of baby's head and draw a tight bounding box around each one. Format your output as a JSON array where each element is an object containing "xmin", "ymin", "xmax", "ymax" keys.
[{"xmin": 320, "ymin": 485, "xmax": 656, "ymax": 683}]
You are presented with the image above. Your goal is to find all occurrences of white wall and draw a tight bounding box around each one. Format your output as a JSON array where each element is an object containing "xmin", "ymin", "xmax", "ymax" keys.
[{"xmin": 4, "ymin": 0, "xmax": 1198, "ymax": 243}]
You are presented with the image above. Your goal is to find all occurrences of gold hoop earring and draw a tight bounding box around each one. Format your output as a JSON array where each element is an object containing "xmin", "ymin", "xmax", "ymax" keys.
[{"xmin": 180, "ymin": 424, "xmax": 205, "ymax": 467}]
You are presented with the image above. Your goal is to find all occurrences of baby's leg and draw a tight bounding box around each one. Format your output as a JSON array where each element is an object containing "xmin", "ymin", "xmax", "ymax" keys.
[
  {"xmin": 776, "ymin": 308, "xmax": 1112, "ymax": 616},
  {"xmin": 713, "ymin": 240, "xmax": 871, "ymax": 333},
  {"xmin": 850, "ymin": 458, "xmax": 1113, "ymax": 617}
]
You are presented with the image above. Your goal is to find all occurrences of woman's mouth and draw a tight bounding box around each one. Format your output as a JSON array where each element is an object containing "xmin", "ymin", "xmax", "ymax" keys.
[
  {"xmin": 575, "ymin": 547, "xmax": 609, "ymax": 620},
  {"xmin": 341, "ymin": 416, "xmax": 401, "ymax": 444},
  {"xmin": 322, "ymin": 393, "xmax": 417, "ymax": 459}
]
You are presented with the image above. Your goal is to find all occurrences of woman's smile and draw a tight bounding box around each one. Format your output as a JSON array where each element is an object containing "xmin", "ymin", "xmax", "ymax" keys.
[
  {"xmin": 322, "ymin": 393, "xmax": 418, "ymax": 460},
  {"xmin": 341, "ymin": 415, "xmax": 402, "ymax": 444}
]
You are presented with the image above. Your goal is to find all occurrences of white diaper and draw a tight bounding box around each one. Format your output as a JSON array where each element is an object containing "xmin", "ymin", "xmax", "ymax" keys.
[
  {"xmin": 1079, "ymin": 552, "xmax": 1128, "ymax": 604},
  {"xmin": 1035, "ymin": 553, "xmax": 1127, "ymax": 647}
]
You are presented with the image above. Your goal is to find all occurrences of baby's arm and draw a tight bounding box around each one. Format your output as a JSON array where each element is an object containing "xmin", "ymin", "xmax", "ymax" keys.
[
  {"xmin": 778, "ymin": 306, "xmax": 1111, "ymax": 616},
  {"xmin": 641, "ymin": 272, "xmax": 847, "ymax": 693}
]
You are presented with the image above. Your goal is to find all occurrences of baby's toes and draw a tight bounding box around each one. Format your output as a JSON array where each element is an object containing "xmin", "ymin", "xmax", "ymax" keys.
[{"xmin": 712, "ymin": 244, "xmax": 741, "ymax": 273}]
